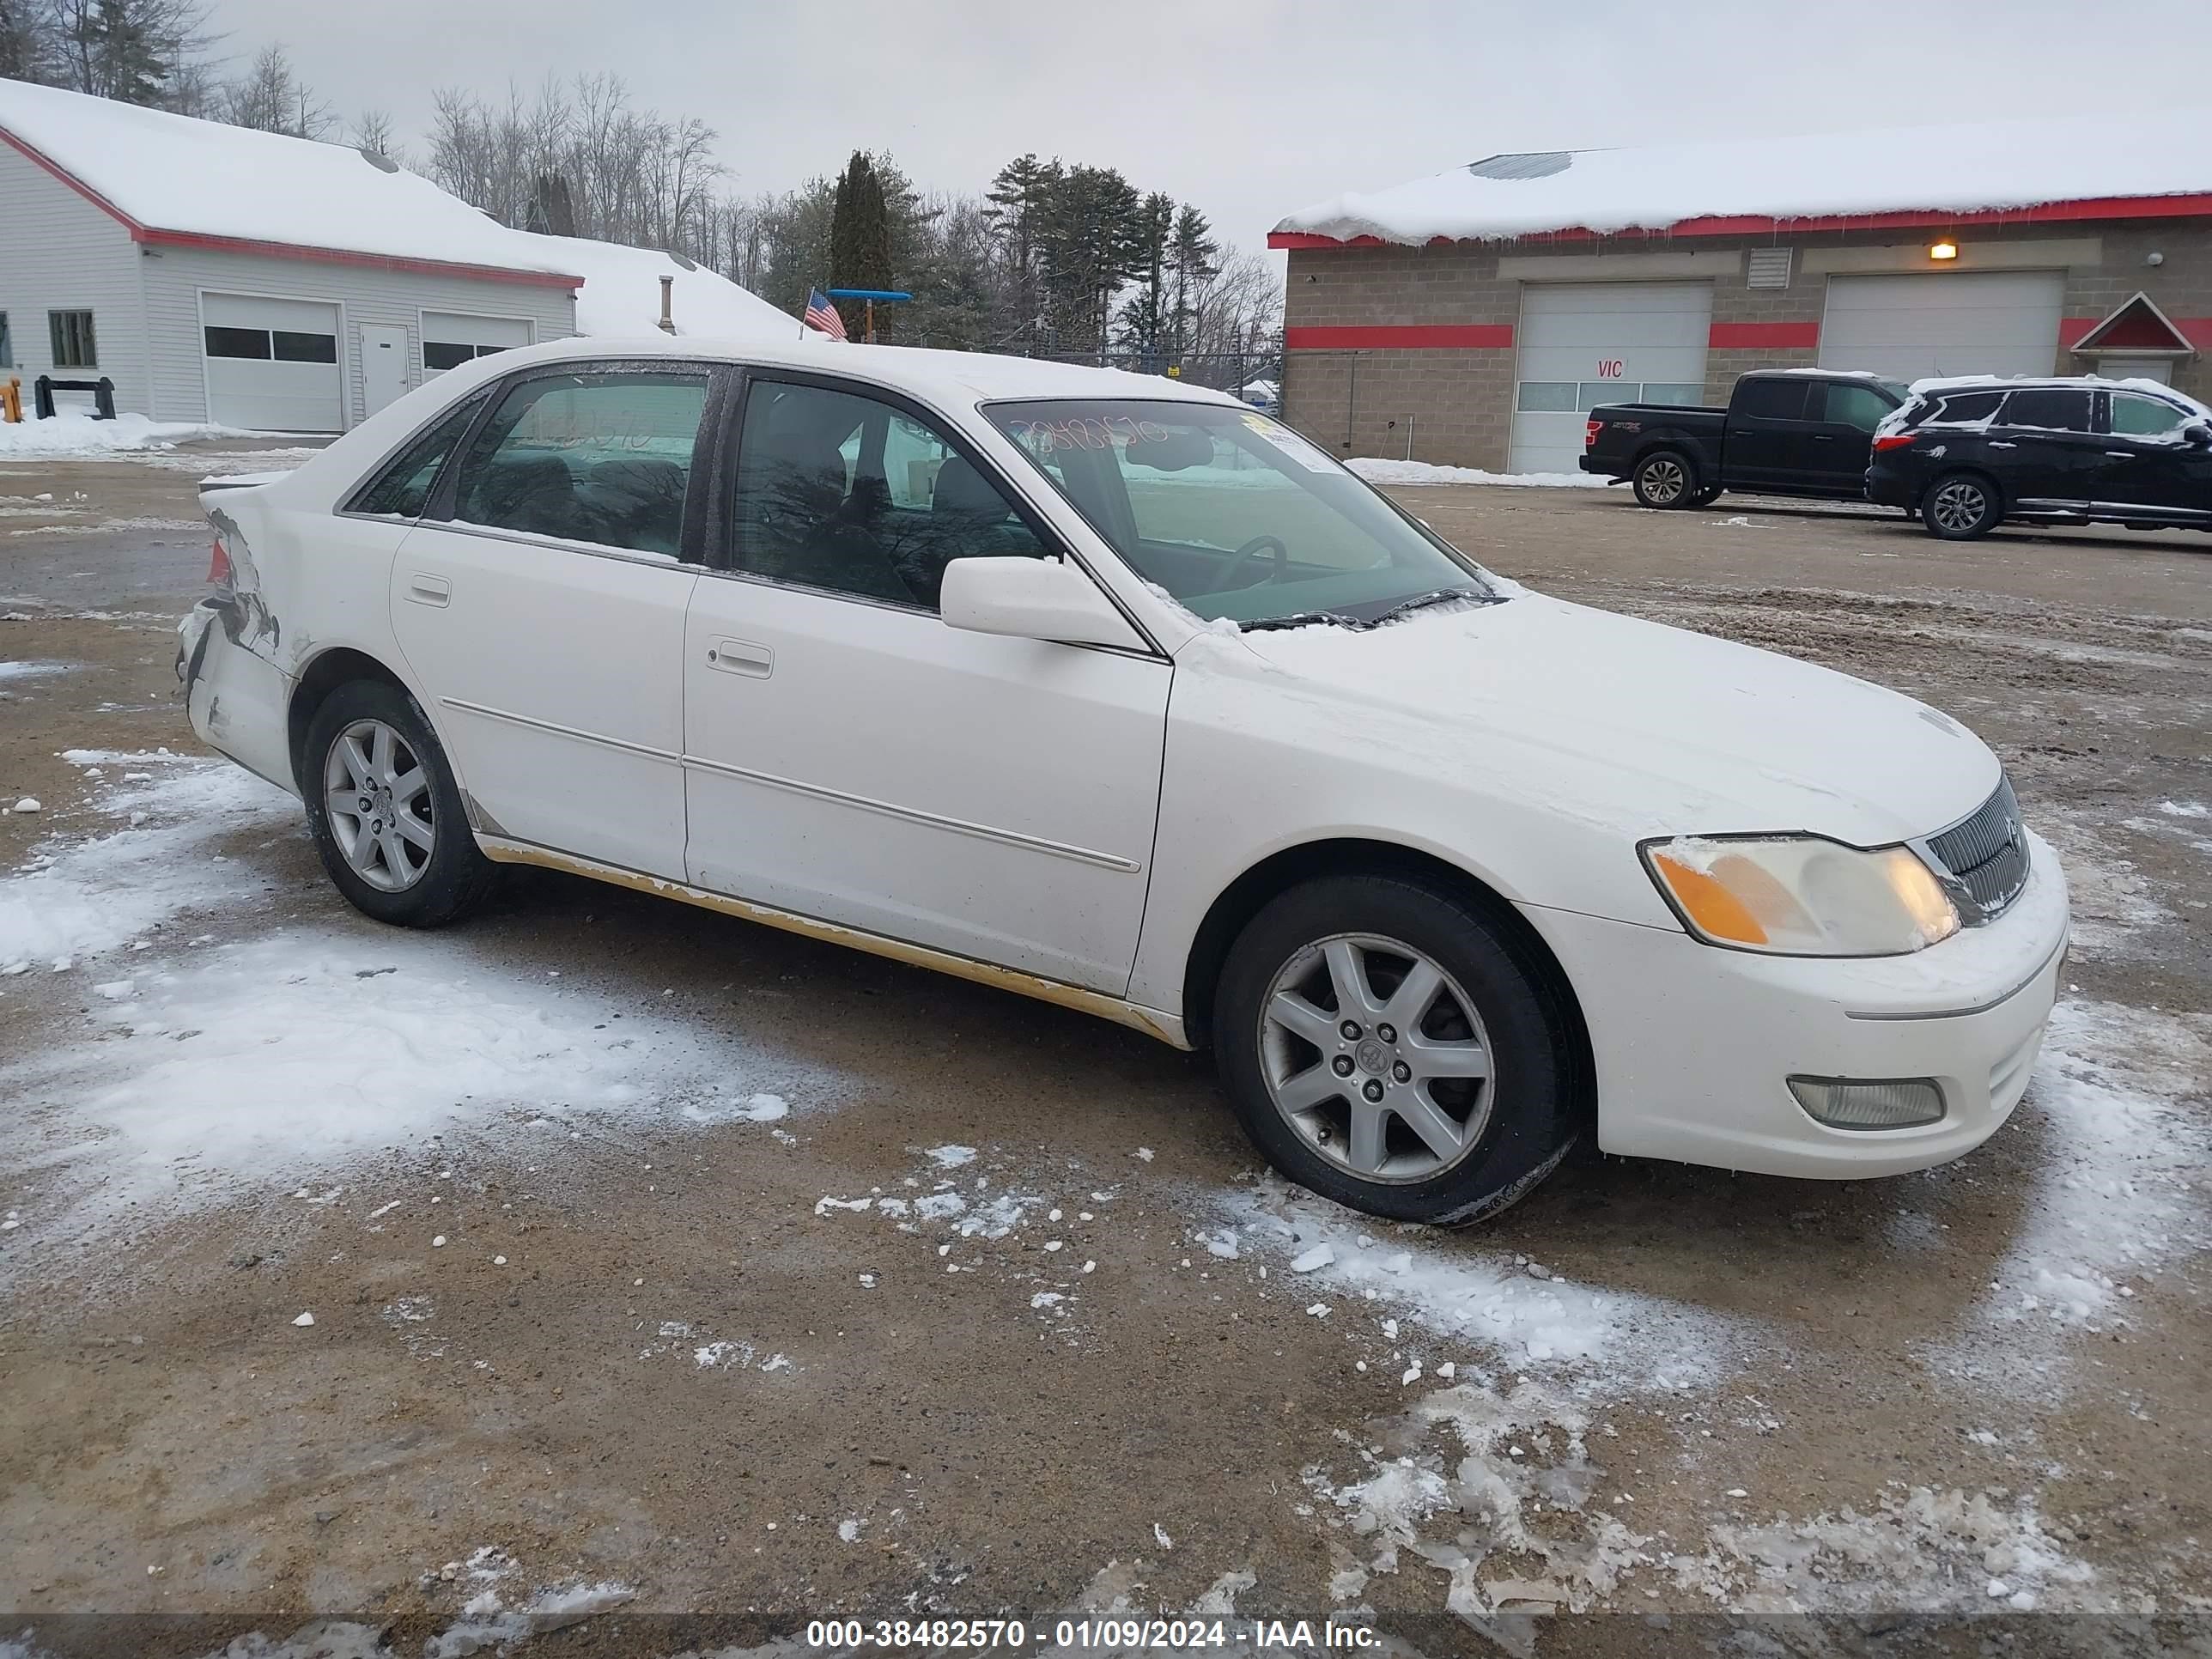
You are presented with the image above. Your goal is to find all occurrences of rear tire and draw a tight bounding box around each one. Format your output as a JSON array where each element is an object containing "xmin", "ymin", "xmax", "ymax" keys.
[
  {"xmin": 1920, "ymin": 471, "xmax": 2002, "ymax": 539},
  {"xmin": 1212, "ymin": 874, "xmax": 1579, "ymax": 1226},
  {"xmin": 1631, "ymin": 448, "xmax": 1698, "ymax": 509},
  {"xmin": 301, "ymin": 679, "xmax": 497, "ymax": 927}
]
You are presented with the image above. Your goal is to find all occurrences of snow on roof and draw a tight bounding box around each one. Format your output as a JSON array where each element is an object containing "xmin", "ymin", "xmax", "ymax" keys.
[
  {"xmin": 1274, "ymin": 110, "xmax": 2212, "ymax": 245},
  {"xmin": 0, "ymin": 76, "xmax": 579, "ymax": 280},
  {"xmin": 504, "ymin": 230, "xmax": 794, "ymax": 339}
]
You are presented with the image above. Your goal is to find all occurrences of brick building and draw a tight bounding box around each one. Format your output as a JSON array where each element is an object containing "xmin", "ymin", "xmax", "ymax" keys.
[{"xmin": 1270, "ymin": 117, "xmax": 2212, "ymax": 474}]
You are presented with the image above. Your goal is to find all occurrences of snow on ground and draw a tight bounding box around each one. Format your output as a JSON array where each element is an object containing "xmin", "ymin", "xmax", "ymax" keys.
[
  {"xmin": 6, "ymin": 515, "xmax": 204, "ymax": 538},
  {"xmin": 0, "ymin": 754, "xmax": 840, "ymax": 1231},
  {"xmin": 1348, "ymin": 458, "xmax": 1604, "ymax": 489},
  {"xmin": 0, "ymin": 660, "xmax": 72, "ymax": 683},
  {"xmin": 0, "ymin": 413, "xmax": 246, "ymax": 459}
]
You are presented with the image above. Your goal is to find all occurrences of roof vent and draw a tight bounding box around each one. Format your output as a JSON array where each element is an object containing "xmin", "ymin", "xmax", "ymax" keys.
[
  {"xmin": 667, "ymin": 250, "xmax": 699, "ymax": 272},
  {"xmin": 1747, "ymin": 247, "xmax": 1794, "ymax": 289},
  {"xmin": 1464, "ymin": 151, "xmax": 1573, "ymax": 181},
  {"xmin": 356, "ymin": 148, "xmax": 400, "ymax": 173}
]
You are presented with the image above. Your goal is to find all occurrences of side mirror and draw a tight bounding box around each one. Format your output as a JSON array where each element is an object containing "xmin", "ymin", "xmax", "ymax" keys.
[
  {"xmin": 940, "ymin": 556, "xmax": 1143, "ymax": 651},
  {"xmin": 2184, "ymin": 421, "xmax": 2212, "ymax": 447}
]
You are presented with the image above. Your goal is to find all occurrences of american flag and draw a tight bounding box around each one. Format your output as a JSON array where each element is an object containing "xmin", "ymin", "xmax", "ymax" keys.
[{"xmin": 803, "ymin": 289, "xmax": 848, "ymax": 340}]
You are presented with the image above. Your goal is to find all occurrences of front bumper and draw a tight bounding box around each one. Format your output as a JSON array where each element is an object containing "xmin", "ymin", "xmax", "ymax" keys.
[{"xmin": 1522, "ymin": 830, "xmax": 2069, "ymax": 1179}]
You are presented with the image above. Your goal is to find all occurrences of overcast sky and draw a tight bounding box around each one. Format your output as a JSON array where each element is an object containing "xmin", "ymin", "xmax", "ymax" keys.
[{"xmin": 209, "ymin": 0, "xmax": 2212, "ymax": 259}]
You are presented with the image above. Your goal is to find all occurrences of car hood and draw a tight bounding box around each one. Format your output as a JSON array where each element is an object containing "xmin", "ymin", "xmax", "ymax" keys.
[{"xmin": 1224, "ymin": 593, "xmax": 1999, "ymax": 847}]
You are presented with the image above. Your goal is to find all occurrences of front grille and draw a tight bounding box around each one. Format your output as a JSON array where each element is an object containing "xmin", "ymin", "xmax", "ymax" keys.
[{"xmin": 1927, "ymin": 774, "xmax": 2030, "ymax": 921}]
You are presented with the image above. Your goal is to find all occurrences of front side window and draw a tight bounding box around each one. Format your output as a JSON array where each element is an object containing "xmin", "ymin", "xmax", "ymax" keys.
[
  {"xmin": 347, "ymin": 392, "xmax": 489, "ymax": 518},
  {"xmin": 49, "ymin": 310, "xmax": 96, "ymax": 369},
  {"xmin": 1820, "ymin": 381, "xmax": 1899, "ymax": 431},
  {"xmin": 987, "ymin": 400, "xmax": 1499, "ymax": 629},
  {"xmin": 448, "ymin": 369, "xmax": 708, "ymax": 556},
  {"xmin": 2110, "ymin": 391, "xmax": 2191, "ymax": 438},
  {"xmin": 1999, "ymin": 388, "xmax": 2093, "ymax": 432},
  {"xmin": 728, "ymin": 380, "xmax": 1049, "ymax": 610}
]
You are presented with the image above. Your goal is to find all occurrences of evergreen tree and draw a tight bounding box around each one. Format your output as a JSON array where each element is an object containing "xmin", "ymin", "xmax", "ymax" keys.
[
  {"xmin": 1035, "ymin": 163, "xmax": 1144, "ymax": 356},
  {"xmin": 0, "ymin": 0, "xmax": 50, "ymax": 82},
  {"xmin": 984, "ymin": 153, "xmax": 1061, "ymax": 345},
  {"xmin": 1169, "ymin": 204, "xmax": 1220, "ymax": 359},
  {"xmin": 828, "ymin": 149, "xmax": 895, "ymax": 340},
  {"xmin": 1114, "ymin": 191, "xmax": 1176, "ymax": 362}
]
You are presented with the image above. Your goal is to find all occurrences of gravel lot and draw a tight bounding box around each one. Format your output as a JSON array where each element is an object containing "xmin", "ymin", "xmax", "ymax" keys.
[{"xmin": 1, "ymin": 450, "xmax": 2207, "ymax": 1657}]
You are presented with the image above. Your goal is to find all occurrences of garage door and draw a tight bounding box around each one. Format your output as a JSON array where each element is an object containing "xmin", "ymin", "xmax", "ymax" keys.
[
  {"xmin": 201, "ymin": 293, "xmax": 343, "ymax": 433},
  {"xmin": 1818, "ymin": 272, "xmax": 2064, "ymax": 381},
  {"xmin": 422, "ymin": 312, "xmax": 534, "ymax": 373},
  {"xmin": 1510, "ymin": 283, "xmax": 1712, "ymax": 475}
]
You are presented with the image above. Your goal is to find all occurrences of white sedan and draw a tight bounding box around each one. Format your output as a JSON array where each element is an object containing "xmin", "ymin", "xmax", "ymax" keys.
[{"xmin": 179, "ymin": 338, "xmax": 2069, "ymax": 1224}]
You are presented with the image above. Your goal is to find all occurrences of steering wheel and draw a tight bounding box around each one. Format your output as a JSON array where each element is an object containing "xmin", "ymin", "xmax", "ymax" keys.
[{"xmin": 1209, "ymin": 534, "xmax": 1288, "ymax": 590}]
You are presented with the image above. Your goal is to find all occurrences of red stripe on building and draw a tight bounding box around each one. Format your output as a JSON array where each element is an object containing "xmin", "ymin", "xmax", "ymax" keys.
[
  {"xmin": 1708, "ymin": 321, "xmax": 1820, "ymax": 349},
  {"xmin": 1285, "ymin": 324, "xmax": 1513, "ymax": 349},
  {"xmin": 1269, "ymin": 192, "xmax": 2212, "ymax": 250}
]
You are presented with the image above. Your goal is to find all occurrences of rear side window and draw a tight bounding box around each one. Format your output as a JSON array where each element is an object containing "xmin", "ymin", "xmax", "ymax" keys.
[
  {"xmin": 1998, "ymin": 388, "xmax": 2093, "ymax": 432},
  {"xmin": 1734, "ymin": 379, "xmax": 1808, "ymax": 421},
  {"xmin": 1820, "ymin": 382, "xmax": 1894, "ymax": 432},
  {"xmin": 1918, "ymin": 390, "xmax": 2005, "ymax": 427},
  {"xmin": 449, "ymin": 369, "xmax": 710, "ymax": 557},
  {"xmin": 347, "ymin": 393, "xmax": 488, "ymax": 519}
]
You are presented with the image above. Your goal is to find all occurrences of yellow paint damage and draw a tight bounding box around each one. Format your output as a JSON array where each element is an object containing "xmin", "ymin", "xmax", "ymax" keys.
[{"xmin": 476, "ymin": 836, "xmax": 1192, "ymax": 1049}]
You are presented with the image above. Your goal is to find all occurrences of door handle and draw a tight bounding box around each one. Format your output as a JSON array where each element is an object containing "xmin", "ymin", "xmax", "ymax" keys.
[
  {"xmin": 2106, "ymin": 451, "xmax": 2137, "ymax": 459},
  {"xmin": 707, "ymin": 637, "xmax": 773, "ymax": 678},
  {"xmin": 1810, "ymin": 433, "xmax": 1834, "ymax": 441},
  {"xmin": 1988, "ymin": 441, "xmax": 2018, "ymax": 449},
  {"xmin": 404, "ymin": 573, "xmax": 451, "ymax": 607}
]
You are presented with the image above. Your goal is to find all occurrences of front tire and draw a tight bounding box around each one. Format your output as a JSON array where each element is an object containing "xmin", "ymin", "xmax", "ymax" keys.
[
  {"xmin": 1631, "ymin": 448, "xmax": 1697, "ymax": 509},
  {"xmin": 301, "ymin": 679, "xmax": 496, "ymax": 927},
  {"xmin": 1213, "ymin": 875, "xmax": 1580, "ymax": 1225},
  {"xmin": 1921, "ymin": 472, "xmax": 2002, "ymax": 539}
]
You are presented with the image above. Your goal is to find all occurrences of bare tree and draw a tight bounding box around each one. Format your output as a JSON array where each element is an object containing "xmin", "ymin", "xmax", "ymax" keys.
[
  {"xmin": 218, "ymin": 41, "xmax": 331, "ymax": 138},
  {"xmin": 346, "ymin": 106, "xmax": 401, "ymax": 161},
  {"xmin": 44, "ymin": 0, "xmax": 215, "ymax": 107}
]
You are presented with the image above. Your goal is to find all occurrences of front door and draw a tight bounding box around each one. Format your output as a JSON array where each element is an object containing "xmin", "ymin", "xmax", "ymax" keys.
[
  {"xmin": 2096, "ymin": 388, "xmax": 2212, "ymax": 523},
  {"xmin": 683, "ymin": 374, "xmax": 1170, "ymax": 994},
  {"xmin": 1804, "ymin": 378, "xmax": 1894, "ymax": 494},
  {"xmin": 389, "ymin": 362, "xmax": 714, "ymax": 880},
  {"xmin": 360, "ymin": 324, "xmax": 411, "ymax": 416},
  {"xmin": 1723, "ymin": 375, "xmax": 1814, "ymax": 489}
]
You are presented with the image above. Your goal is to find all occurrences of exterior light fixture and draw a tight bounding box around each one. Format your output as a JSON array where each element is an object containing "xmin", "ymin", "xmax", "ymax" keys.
[{"xmin": 1929, "ymin": 240, "xmax": 1960, "ymax": 261}]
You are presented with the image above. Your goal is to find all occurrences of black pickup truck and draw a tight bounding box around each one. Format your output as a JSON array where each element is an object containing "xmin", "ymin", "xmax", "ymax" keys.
[{"xmin": 1582, "ymin": 369, "xmax": 1909, "ymax": 508}]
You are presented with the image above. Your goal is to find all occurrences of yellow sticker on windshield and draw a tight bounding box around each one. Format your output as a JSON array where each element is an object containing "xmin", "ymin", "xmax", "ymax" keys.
[{"xmin": 1241, "ymin": 412, "xmax": 1337, "ymax": 472}]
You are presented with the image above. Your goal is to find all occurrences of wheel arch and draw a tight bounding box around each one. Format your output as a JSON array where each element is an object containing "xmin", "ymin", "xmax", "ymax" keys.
[
  {"xmin": 286, "ymin": 646, "xmax": 421, "ymax": 793},
  {"xmin": 1179, "ymin": 837, "xmax": 1595, "ymax": 1126},
  {"xmin": 1630, "ymin": 438, "xmax": 1704, "ymax": 482},
  {"xmin": 1926, "ymin": 465, "xmax": 2008, "ymax": 513}
]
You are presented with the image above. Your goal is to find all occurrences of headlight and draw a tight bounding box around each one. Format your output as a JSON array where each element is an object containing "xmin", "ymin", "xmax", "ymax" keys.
[{"xmin": 1641, "ymin": 835, "xmax": 1960, "ymax": 957}]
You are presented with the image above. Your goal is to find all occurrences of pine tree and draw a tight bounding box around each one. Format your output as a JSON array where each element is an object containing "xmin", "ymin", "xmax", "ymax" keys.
[
  {"xmin": 1169, "ymin": 205, "xmax": 1220, "ymax": 360},
  {"xmin": 0, "ymin": 0, "xmax": 49, "ymax": 82},
  {"xmin": 1114, "ymin": 192, "xmax": 1176, "ymax": 364},
  {"xmin": 985, "ymin": 153, "xmax": 1061, "ymax": 346},
  {"xmin": 828, "ymin": 150, "xmax": 895, "ymax": 341}
]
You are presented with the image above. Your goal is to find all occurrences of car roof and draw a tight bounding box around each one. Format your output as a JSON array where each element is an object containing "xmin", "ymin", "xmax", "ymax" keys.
[{"xmin": 460, "ymin": 333, "xmax": 1248, "ymax": 410}]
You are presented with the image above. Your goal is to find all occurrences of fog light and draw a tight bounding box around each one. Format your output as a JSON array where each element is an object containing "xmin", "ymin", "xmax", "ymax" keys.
[{"xmin": 1788, "ymin": 1076, "xmax": 1946, "ymax": 1130}]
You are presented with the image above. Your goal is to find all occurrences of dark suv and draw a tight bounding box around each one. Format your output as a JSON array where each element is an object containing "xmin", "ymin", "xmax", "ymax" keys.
[{"xmin": 1867, "ymin": 377, "xmax": 2212, "ymax": 539}]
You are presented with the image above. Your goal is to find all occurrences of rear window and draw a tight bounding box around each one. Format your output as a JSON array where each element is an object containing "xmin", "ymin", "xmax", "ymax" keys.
[{"xmin": 1998, "ymin": 388, "xmax": 2094, "ymax": 432}]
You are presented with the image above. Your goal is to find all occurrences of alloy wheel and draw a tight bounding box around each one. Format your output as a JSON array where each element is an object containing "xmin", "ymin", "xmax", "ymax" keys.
[
  {"xmin": 322, "ymin": 718, "xmax": 434, "ymax": 892},
  {"xmin": 1639, "ymin": 456, "xmax": 1686, "ymax": 504},
  {"xmin": 1929, "ymin": 479, "xmax": 1989, "ymax": 533},
  {"xmin": 1256, "ymin": 933, "xmax": 1494, "ymax": 1183}
]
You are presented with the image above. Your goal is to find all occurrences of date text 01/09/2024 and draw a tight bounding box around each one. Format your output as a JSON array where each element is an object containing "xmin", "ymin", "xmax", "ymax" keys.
[{"xmin": 804, "ymin": 1619, "xmax": 1383, "ymax": 1650}]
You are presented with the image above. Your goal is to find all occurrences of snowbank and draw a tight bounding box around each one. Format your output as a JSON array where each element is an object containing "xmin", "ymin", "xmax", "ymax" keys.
[
  {"xmin": 1351, "ymin": 458, "xmax": 1605, "ymax": 489},
  {"xmin": 0, "ymin": 413, "xmax": 244, "ymax": 460},
  {"xmin": 507, "ymin": 229, "xmax": 797, "ymax": 341},
  {"xmin": 1275, "ymin": 111, "xmax": 2212, "ymax": 245}
]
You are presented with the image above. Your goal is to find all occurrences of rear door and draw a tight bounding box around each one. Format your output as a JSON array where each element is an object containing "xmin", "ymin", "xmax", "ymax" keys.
[
  {"xmin": 2095, "ymin": 389, "xmax": 2212, "ymax": 523},
  {"xmin": 389, "ymin": 361, "xmax": 719, "ymax": 881},
  {"xmin": 1986, "ymin": 387, "xmax": 2102, "ymax": 507},
  {"xmin": 1722, "ymin": 377, "xmax": 1813, "ymax": 489}
]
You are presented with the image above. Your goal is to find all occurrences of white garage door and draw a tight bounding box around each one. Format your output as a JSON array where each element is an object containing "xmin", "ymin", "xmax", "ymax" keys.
[
  {"xmin": 1510, "ymin": 283, "xmax": 1712, "ymax": 475},
  {"xmin": 201, "ymin": 293, "xmax": 343, "ymax": 433},
  {"xmin": 422, "ymin": 311, "xmax": 534, "ymax": 373},
  {"xmin": 1818, "ymin": 272, "xmax": 2064, "ymax": 381}
]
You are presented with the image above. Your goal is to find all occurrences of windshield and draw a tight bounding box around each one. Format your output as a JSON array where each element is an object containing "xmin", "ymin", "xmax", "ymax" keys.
[{"xmin": 984, "ymin": 398, "xmax": 1501, "ymax": 628}]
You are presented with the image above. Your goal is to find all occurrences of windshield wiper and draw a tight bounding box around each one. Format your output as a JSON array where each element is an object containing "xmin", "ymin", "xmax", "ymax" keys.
[
  {"xmin": 1238, "ymin": 609, "xmax": 1360, "ymax": 633},
  {"xmin": 1364, "ymin": 586, "xmax": 1493, "ymax": 628}
]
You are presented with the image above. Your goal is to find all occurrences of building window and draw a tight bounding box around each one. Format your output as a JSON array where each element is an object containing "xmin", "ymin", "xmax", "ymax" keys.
[
  {"xmin": 0, "ymin": 312, "xmax": 12, "ymax": 368},
  {"xmin": 49, "ymin": 310, "xmax": 97, "ymax": 369},
  {"xmin": 205, "ymin": 325, "xmax": 272, "ymax": 360},
  {"xmin": 205, "ymin": 325, "xmax": 338, "ymax": 363},
  {"xmin": 1515, "ymin": 381, "xmax": 1577, "ymax": 413},
  {"xmin": 272, "ymin": 330, "xmax": 338, "ymax": 363},
  {"xmin": 422, "ymin": 339, "xmax": 514, "ymax": 372}
]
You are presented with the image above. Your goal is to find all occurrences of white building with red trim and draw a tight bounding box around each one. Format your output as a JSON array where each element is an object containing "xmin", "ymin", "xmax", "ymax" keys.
[
  {"xmin": 1269, "ymin": 115, "xmax": 2212, "ymax": 473},
  {"xmin": 0, "ymin": 79, "xmax": 796, "ymax": 434}
]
